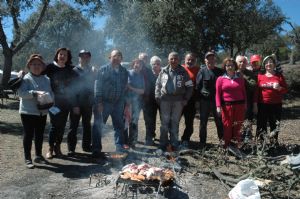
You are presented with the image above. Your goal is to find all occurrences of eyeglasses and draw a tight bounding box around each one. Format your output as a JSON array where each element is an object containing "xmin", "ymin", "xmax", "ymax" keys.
[
  {"xmin": 225, "ymin": 64, "xmax": 234, "ymax": 67},
  {"xmin": 265, "ymin": 61, "xmax": 274, "ymax": 65}
]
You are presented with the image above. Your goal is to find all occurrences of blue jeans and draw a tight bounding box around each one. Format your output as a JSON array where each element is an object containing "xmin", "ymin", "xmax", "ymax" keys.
[
  {"xmin": 127, "ymin": 98, "xmax": 142, "ymax": 145},
  {"xmin": 92, "ymin": 100, "xmax": 125, "ymax": 153}
]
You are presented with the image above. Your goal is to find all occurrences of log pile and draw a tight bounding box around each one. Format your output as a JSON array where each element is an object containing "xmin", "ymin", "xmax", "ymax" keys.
[{"xmin": 177, "ymin": 143, "xmax": 300, "ymax": 198}]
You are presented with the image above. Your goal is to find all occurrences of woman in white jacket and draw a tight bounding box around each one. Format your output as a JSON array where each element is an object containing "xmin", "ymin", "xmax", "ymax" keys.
[{"xmin": 18, "ymin": 54, "xmax": 53, "ymax": 169}]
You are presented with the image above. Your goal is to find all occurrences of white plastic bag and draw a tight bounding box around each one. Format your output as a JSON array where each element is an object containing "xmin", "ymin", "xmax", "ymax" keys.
[
  {"xmin": 228, "ymin": 179, "xmax": 261, "ymax": 199},
  {"xmin": 281, "ymin": 154, "xmax": 300, "ymax": 166}
]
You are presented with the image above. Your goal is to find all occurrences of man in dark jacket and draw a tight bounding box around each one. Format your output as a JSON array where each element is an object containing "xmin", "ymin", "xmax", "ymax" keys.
[
  {"xmin": 138, "ymin": 52, "xmax": 159, "ymax": 146},
  {"xmin": 196, "ymin": 51, "xmax": 223, "ymax": 147},
  {"xmin": 67, "ymin": 50, "xmax": 96, "ymax": 155}
]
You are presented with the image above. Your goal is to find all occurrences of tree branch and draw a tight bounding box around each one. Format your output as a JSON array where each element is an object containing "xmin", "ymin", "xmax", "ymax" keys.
[
  {"xmin": 0, "ymin": 17, "xmax": 10, "ymax": 50},
  {"xmin": 286, "ymin": 20, "xmax": 300, "ymax": 44},
  {"xmin": 12, "ymin": 0, "xmax": 50, "ymax": 54},
  {"xmin": 7, "ymin": 0, "xmax": 21, "ymax": 47}
]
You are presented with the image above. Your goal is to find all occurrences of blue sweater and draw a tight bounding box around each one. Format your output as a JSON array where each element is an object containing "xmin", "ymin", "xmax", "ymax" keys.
[
  {"xmin": 18, "ymin": 73, "xmax": 53, "ymax": 116},
  {"xmin": 128, "ymin": 69, "xmax": 145, "ymax": 102}
]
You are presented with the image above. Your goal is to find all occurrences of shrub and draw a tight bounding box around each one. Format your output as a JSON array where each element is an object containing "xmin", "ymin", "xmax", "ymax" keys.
[{"xmin": 283, "ymin": 65, "xmax": 300, "ymax": 94}]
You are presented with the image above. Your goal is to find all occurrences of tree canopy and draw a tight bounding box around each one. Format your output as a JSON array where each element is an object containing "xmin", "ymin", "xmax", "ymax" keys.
[
  {"xmin": 104, "ymin": 0, "xmax": 285, "ymax": 60},
  {"xmin": 0, "ymin": 0, "xmax": 104, "ymax": 87},
  {"xmin": 12, "ymin": 1, "xmax": 107, "ymax": 70}
]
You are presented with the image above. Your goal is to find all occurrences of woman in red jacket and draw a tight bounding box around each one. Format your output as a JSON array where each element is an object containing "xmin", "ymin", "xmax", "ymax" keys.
[
  {"xmin": 216, "ymin": 58, "xmax": 246, "ymax": 149},
  {"xmin": 253, "ymin": 55, "xmax": 287, "ymax": 144}
]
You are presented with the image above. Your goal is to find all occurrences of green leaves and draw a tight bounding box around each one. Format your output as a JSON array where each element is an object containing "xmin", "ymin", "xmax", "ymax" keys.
[{"xmin": 104, "ymin": 0, "xmax": 285, "ymax": 59}]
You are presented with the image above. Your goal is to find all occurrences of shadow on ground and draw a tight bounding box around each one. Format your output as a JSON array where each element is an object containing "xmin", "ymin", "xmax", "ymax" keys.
[
  {"xmin": 35, "ymin": 154, "xmax": 111, "ymax": 179},
  {"xmin": 282, "ymin": 104, "xmax": 300, "ymax": 120},
  {"xmin": 0, "ymin": 121, "xmax": 23, "ymax": 136}
]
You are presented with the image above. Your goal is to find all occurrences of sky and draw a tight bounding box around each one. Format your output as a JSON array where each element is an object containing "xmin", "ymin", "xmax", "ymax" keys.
[
  {"xmin": 2, "ymin": 0, "xmax": 300, "ymax": 42},
  {"xmin": 274, "ymin": 0, "xmax": 300, "ymax": 32}
]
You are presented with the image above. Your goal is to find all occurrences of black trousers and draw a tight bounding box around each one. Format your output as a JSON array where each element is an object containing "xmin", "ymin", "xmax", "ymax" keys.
[
  {"xmin": 21, "ymin": 114, "xmax": 47, "ymax": 161},
  {"xmin": 199, "ymin": 99, "xmax": 223, "ymax": 144},
  {"xmin": 181, "ymin": 96, "xmax": 197, "ymax": 142},
  {"xmin": 49, "ymin": 109, "xmax": 69, "ymax": 147},
  {"xmin": 67, "ymin": 105, "xmax": 92, "ymax": 151},
  {"xmin": 143, "ymin": 98, "xmax": 160, "ymax": 142},
  {"xmin": 256, "ymin": 103, "xmax": 282, "ymax": 140}
]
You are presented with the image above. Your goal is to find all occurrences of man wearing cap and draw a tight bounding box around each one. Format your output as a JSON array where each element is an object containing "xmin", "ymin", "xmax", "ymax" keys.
[
  {"xmin": 196, "ymin": 51, "xmax": 223, "ymax": 147},
  {"xmin": 67, "ymin": 50, "xmax": 96, "ymax": 155},
  {"xmin": 250, "ymin": 54, "xmax": 262, "ymax": 75}
]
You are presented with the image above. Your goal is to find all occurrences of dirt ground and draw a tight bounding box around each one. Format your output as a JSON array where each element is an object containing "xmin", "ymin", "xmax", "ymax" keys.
[{"xmin": 0, "ymin": 93, "xmax": 300, "ymax": 199}]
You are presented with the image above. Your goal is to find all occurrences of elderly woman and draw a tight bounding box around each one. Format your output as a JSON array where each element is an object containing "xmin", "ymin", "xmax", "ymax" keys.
[
  {"xmin": 216, "ymin": 58, "xmax": 246, "ymax": 149},
  {"xmin": 254, "ymin": 55, "xmax": 287, "ymax": 144},
  {"xmin": 18, "ymin": 54, "xmax": 53, "ymax": 168}
]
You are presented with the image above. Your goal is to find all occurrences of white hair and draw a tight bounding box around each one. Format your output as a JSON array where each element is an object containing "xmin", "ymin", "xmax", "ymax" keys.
[
  {"xmin": 236, "ymin": 55, "xmax": 245, "ymax": 63},
  {"xmin": 138, "ymin": 52, "xmax": 148, "ymax": 60},
  {"xmin": 150, "ymin": 56, "xmax": 161, "ymax": 65}
]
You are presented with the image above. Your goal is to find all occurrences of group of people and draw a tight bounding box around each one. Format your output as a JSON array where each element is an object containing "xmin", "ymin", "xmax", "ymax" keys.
[{"xmin": 17, "ymin": 48, "xmax": 288, "ymax": 169}]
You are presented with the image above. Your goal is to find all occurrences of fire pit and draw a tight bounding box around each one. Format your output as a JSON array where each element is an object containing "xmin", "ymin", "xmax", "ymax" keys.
[{"xmin": 114, "ymin": 163, "xmax": 175, "ymax": 198}]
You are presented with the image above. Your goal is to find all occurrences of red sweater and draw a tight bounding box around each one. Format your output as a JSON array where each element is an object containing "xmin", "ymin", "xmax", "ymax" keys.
[
  {"xmin": 215, "ymin": 74, "xmax": 246, "ymax": 107},
  {"xmin": 182, "ymin": 64, "xmax": 200, "ymax": 84},
  {"xmin": 254, "ymin": 73, "xmax": 288, "ymax": 104}
]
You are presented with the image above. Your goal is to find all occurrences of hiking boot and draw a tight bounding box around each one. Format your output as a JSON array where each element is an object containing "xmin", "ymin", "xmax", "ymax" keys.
[
  {"xmin": 34, "ymin": 156, "xmax": 47, "ymax": 164},
  {"xmin": 46, "ymin": 146, "xmax": 54, "ymax": 159},
  {"xmin": 54, "ymin": 144, "xmax": 62, "ymax": 157},
  {"xmin": 67, "ymin": 151, "xmax": 75, "ymax": 157},
  {"xmin": 145, "ymin": 139, "xmax": 155, "ymax": 146},
  {"xmin": 180, "ymin": 141, "xmax": 189, "ymax": 150},
  {"xmin": 25, "ymin": 160, "xmax": 34, "ymax": 169},
  {"xmin": 82, "ymin": 145, "xmax": 92, "ymax": 152},
  {"xmin": 199, "ymin": 142, "xmax": 207, "ymax": 150}
]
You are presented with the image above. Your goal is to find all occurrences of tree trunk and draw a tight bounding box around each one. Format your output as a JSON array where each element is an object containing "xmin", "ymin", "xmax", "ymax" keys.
[
  {"xmin": 1, "ymin": 48, "xmax": 13, "ymax": 88},
  {"xmin": 230, "ymin": 48, "xmax": 234, "ymax": 57},
  {"xmin": 289, "ymin": 48, "xmax": 296, "ymax": 65}
]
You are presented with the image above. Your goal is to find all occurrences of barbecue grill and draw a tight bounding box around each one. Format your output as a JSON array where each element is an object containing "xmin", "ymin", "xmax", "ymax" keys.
[{"xmin": 115, "ymin": 174, "xmax": 174, "ymax": 198}]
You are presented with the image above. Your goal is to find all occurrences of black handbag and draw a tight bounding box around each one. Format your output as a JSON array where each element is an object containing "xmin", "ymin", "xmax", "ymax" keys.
[{"xmin": 8, "ymin": 76, "xmax": 23, "ymax": 91}]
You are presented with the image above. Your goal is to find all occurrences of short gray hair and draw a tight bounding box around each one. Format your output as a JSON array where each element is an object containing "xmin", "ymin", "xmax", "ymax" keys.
[
  {"xmin": 150, "ymin": 56, "xmax": 161, "ymax": 65},
  {"xmin": 168, "ymin": 51, "xmax": 179, "ymax": 59}
]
